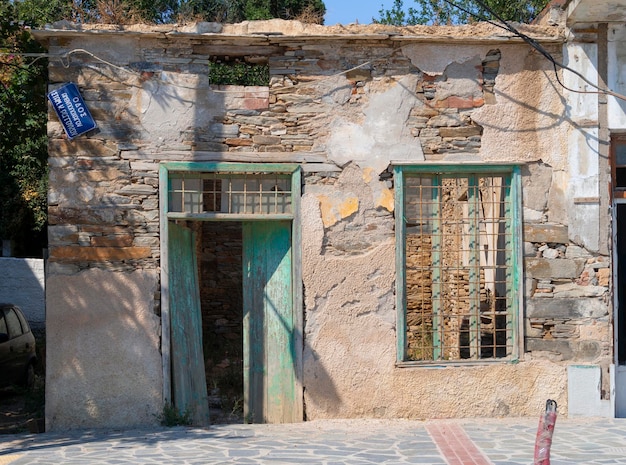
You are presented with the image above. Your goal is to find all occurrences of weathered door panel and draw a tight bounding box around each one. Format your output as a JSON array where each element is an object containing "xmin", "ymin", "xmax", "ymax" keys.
[
  {"xmin": 169, "ymin": 221, "xmax": 210, "ymax": 426},
  {"xmin": 243, "ymin": 220, "xmax": 296, "ymax": 423}
]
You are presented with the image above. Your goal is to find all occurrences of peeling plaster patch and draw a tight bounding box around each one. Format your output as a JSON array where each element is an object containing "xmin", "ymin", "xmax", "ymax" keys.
[
  {"xmin": 436, "ymin": 56, "xmax": 483, "ymax": 102},
  {"xmin": 402, "ymin": 44, "xmax": 494, "ymax": 75},
  {"xmin": 362, "ymin": 167, "xmax": 375, "ymax": 183},
  {"xmin": 320, "ymin": 75, "xmax": 353, "ymax": 105},
  {"xmin": 317, "ymin": 194, "xmax": 359, "ymax": 228},
  {"xmin": 376, "ymin": 188, "xmax": 395, "ymax": 212},
  {"xmin": 361, "ymin": 167, "xmax": 395, "ymax": 212},
  {"xmin": 471, "ymin": 46, "xmax": 569, "ymax": 168},
  {"xmin": 328, "ymin": 75, "xmax": 424, "ymax": 172},
  {"xmin": 548, "ymin": 170, "xmax": 568, "ymax": 225},
  {"xmin": 132, "ymin": 73, "xmax": 203, "ymax": 143}
]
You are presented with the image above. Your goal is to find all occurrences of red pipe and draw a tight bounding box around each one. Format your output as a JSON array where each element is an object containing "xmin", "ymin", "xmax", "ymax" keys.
[{"xmin": 534, "ymin": 399, "xmax": 558, "ymax": 465}]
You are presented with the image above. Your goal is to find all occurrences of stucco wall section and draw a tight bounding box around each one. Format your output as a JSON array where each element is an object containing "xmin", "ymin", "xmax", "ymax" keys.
[
  {"xmin": 302, "ymin": 179, "xmax": 568, "ymax": 418},
  {"xmin": 472, "ymin": 44, "xmax": 569, "ymax": 168},
  {"xmin": 608, "ymin": 24, "xmax": 626, "ymax": 129},
  {"xmin": 45, "ymin": 268, "xmax": 162, "ymax": 430}
]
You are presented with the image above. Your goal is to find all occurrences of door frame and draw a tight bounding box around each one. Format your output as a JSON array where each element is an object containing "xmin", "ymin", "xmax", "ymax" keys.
[
  {"xmin": 612, "ymin": 201, "xmax": 626, "ymax": 416},
  {"xmin": 611, "ymin": 134, "xmax": 626, "ymax": 417},
  {"xmin": 158, "ymin": 162, "xmax": 303, "ymax": 420}
]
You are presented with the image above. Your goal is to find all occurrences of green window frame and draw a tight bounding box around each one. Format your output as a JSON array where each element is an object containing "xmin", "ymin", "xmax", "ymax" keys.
[
  {"xmin": 394, "ymin": 164, "xmax": 522, "ymax": 364},
  {"xmin": 160, "ymin": 162, "xmax": 301, "ymax": 221}
]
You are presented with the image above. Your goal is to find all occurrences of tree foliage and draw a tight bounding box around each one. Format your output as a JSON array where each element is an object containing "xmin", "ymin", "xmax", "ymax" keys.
[
  {"xmin": 10, "ymin": 0, "xmax": 326, "ymax": 25},
  {"xmin": 0, "ymin": 0, "xmax": 326, "ymax": 255},
  {"xmin": 377, "ymin": 0, "xmax": 551, "ymax": 25},
  {"xmin": 0, "ymin": 1, "xmax": 49, "ymax": 256}
]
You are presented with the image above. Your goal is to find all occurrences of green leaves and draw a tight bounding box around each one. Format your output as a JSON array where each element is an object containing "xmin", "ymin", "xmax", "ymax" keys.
[
  {"xmin": 209, "ymin": 62, "xmax": 269, "ymax": 86},
  {"xmin": 0, "ymin": 2, "xmax": 49, "ymax": 255},
  {"xmin": 376, "ymin": 0, "xmax": 551, "ymax": 25}
]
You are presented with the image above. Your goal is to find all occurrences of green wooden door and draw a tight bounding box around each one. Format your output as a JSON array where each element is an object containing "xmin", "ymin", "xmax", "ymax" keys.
[
  {"xmin": 243, "ymin": 220, "xmax": 297, "ymax": 423},
  {"xmin": 169, "ymin": 222, "xmax": 210, "ymax": 426}
]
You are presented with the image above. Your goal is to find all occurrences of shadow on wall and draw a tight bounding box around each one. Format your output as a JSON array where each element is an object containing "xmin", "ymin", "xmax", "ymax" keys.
[{"xmin": 45, "ymin": 267, "xmax": 163, "ymax": 430}]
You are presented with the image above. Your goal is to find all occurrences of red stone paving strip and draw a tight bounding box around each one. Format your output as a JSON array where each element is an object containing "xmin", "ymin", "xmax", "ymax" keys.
[{"xmin": 426, "ymin": 422, "xmax": 494, "ymax": 465}]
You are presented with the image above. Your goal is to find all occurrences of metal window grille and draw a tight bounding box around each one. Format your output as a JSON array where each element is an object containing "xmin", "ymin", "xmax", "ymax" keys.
[
  {"xmin": 403, "ymin": 173, "xmax": 514, "ymax": 361},
  {"xmin": 169, "ymin": 173, "xmax": 292, "ymax": 215}
]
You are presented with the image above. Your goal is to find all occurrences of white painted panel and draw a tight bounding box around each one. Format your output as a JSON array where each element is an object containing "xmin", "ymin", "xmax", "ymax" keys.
[
  {"xmin": 616, "ymin": 365, "xmax": 626, "ymax": 417},
  {"xmin": 567, "ymin": 126, "xmax": 600, "ymax": 252},
  {"xmin": 568, "ymin": 365, "xmax": 613, "ymax": 417},
  {"xmin": 564, "ymin": 42, "xmax": 598, "ymax": 123},
  {"xmin": 608, "ymin": 24, "xmax": 626, "ymax": 130}
]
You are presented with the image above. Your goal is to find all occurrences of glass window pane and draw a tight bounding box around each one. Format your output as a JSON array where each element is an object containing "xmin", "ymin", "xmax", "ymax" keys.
[
  {"xmin": 616, "ymin": 143, "xmax": 626, "ymax": 166},
  {"xmin": 169, "ymin": 172, "xmax": 292, "ymax": 215},
  {"xmin": 5, "ymin": 308, "xmax": 23, "ymax": 338}
]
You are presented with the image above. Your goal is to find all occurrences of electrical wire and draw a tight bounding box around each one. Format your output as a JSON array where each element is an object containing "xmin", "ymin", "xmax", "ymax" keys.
[
  {"xmin": 441, "ymin": 0, "xmax": 626, "ymax": 102},
  {"xmin": 0, "ymin": 47, "xmax": 396, "ymax": 95},
  {"xmin": 6, "ymin": 9, "xmax": 622, "ymax": 102}
]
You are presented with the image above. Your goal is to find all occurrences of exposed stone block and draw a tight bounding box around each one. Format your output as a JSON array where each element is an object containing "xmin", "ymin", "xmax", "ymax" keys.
[
  {"xmin": 225, "ymin": 138, "xmax": 254, "ymax": 146},
  {"xmin": 597, "ymin": 268, "xmax": 610, "ymax": 287},
  {"xmin": 50, "ymin": 246, "xmax": 152, "ymax": 262},
  {"xmin": 435, "ymin": 96, "xmax": 484, "ymax": 109},
  {"xmin": 526, "ymin": 338, "xmax": 573, "ymax": 360},
  {"xmin": 117, "ymin": 184, "xmax": 157, "ymax": 196},
  {"xmin": 551, "ymin": 324, "xmax": 579, "ymax": 338},
  {"xmin": 253, "ymin": 135, "xmax": 282, "ymax": 145},
  {"xmin": 575, "ymin": 341, "xmax": 602, "ymax": 361},
  {"xmin": 552, "ymin": 282, "xmax": 607, "ymax": 298},
  {"xmin": 90, "ymin": 235, "xmax": 134, "ymax": 247},
  {"xmin": 524, "ymin": 223, "xmax": 568, "ymax": 244},
  {"xmin": 48, "ymin": 206, "xmax": 117, "ymax": 225},
  {"xmin": 48, "ymin": 225, "xmax": 79, "ymax": 243},
  {"xmin": 50, "ymin": 139, "xmax": 118, "ymax": 157},
  {"xmin": 525, "ymin": 258, "xmax": 585, "ymax": 278},
  {"xmin": 527, "ymin": 297, "xmax": 608, "ymax": 319},
  {"xmin": 565, "ymin": 245, "xmax": 592, "ymax": 259},
  {"xmin": 438, "ymin": 126, "xmax": 483, "ymax": 138},
  {"xmin": 81, "ymin": 225, "xmax": 130, "ymax": 234},
  {"xmin": 428, "ymin": 114, "xmax": 464, "ymax": 128}
]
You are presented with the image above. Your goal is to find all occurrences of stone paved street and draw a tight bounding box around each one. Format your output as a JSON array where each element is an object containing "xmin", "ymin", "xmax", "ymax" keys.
[{"xmin": 1, "ymin": 418, "xmax": 626, "ymax": 465}]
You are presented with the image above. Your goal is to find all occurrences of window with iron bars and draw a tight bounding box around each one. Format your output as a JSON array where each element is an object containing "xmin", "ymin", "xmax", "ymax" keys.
[
  {"xmin": 168, "ymin": 171, "xmax": 293, "ymax": 217},
  {"xmin": 394, "ymin": 165, "xmax": 521, "ymax": 363}
]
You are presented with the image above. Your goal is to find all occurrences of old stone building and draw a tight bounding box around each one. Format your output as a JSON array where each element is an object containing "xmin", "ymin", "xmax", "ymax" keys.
[{"xmin": 33, "ymin": 0, "xmax": 626, "ymax": 430}]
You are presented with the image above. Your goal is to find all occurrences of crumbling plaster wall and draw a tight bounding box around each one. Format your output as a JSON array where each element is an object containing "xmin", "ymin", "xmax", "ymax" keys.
[
  {"xmin": 301, "ymin": 41, "xmax": 577, "ymax": 418},
  {"xmin": 38, "ymin": 20, "xmax": 611, "ymax": 423}
]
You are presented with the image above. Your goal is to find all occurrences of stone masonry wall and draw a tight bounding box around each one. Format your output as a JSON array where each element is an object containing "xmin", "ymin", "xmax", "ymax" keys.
[{"xmin": 38, "ymin": 21, "xmax": 602, "ymax": 424}]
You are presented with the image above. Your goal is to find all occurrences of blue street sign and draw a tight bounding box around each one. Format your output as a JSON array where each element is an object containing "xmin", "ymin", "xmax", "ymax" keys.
[{"xmin": 47, "ymin": 83, "xmax": 97, "ymax": 140}]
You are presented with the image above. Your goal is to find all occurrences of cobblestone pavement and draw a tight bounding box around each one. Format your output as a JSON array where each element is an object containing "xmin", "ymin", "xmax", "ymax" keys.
[{"xmin": 1, "ymin": 417, "xmax": 626, "ymax": 465}]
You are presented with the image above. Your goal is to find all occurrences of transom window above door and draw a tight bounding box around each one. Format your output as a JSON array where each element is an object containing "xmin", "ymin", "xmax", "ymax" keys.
[{"xmin": 161, "ymin": 163, "xmax": 300, "ymax": 220}]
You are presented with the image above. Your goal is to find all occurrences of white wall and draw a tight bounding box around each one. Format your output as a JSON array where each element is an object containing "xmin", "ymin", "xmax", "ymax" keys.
[
  {"xmin": 0, "ymin": 257, "xmax": 45, "ymax": 329},
  {"xmin": 608, "ymin": 23, "xmax": 626, "ymax": 130}
]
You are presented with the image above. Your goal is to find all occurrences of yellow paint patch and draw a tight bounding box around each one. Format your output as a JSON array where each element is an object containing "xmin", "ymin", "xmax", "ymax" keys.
[
  {"xmin": 376, "ymin": 188, "xmax": 395, "ymax": 212},
  {"xmin": 362, "ymin": 167, "xmax": 375, "ymax": 183},
  {"xmin": 0, "ymin": 455, "xmax": 23, "ymax": 465},
  {"xmin": 318, "ymin": 195, "xmax": 359, "ymax": 228}
]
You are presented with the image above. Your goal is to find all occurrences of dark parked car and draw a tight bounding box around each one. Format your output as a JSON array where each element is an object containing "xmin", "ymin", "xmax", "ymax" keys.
[{"xmin": 0, "ymin": 304, "xmax": 36, "ymax": 389}]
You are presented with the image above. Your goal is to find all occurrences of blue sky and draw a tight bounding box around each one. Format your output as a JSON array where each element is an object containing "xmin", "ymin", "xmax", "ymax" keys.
[{"xmin": 324, "ymin": 0, "xmax": 401, "ymax": 25}]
